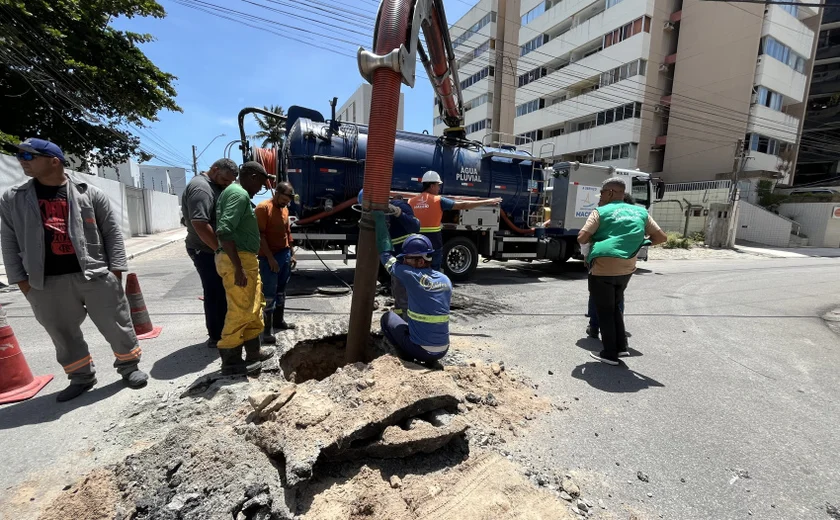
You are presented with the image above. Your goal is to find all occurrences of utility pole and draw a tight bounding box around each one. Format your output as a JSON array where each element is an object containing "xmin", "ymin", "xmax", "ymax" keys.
[
  {"xmin": 731, "ymin": 138, "xmax": 749, "ymax": 202},
  {"xmin": 192, "ymin": 145, "xmax": 198, "ymax": 175}
]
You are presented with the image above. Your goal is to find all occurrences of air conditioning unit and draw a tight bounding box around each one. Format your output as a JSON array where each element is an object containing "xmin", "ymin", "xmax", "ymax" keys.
[
  {"xmin": 663, "ymin": 21, "xmax": 675, "ymax": 31},
  {"xmin": 653, "ymin": 104, "xmax": 664, "ymax": 113},
  {"xmin": 659, "ymin": 63, "xmax": 670, "ymax": 72}
]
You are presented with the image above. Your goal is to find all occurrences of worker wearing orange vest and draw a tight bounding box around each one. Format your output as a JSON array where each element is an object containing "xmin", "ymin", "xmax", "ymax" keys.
[{"xmin": 409, "ymin": 171, "xmax": 501, "ymax": 270}]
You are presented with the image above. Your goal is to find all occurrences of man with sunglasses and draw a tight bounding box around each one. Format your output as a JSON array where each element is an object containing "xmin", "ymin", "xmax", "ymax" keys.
[
  {"xmin": 182, "ymin": 158, "xmax": 239, "ymax": 349},
  {"xmin": 0, "ymin": 138, "xmax": 148, "ymax": 401},
  {"xmin": 255, "ymin": 181, "xmax": 297, "ymax": 343},
  {"xmin": 577, "ymin": 177, "xmax": 667, "ymax": 365}
]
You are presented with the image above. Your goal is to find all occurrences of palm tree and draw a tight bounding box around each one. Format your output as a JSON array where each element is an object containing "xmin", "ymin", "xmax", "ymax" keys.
[{"xmin": 253, "ymin": 105, "xmax": 285, "ymax": 148}]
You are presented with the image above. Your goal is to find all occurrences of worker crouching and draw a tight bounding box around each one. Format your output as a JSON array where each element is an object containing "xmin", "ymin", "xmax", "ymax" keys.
[
  {"xmin": 214, "ymin": 162, "xmax": 276, "ymax": 375},
  {"xmin": 374, "ymin": 211, "xmax": 453, "ymax": 368}
]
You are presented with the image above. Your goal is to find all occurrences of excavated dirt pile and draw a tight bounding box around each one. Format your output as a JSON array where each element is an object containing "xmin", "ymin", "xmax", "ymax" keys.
[{"xmin": 39, "ymin": 330, "xmax": 566, "ymax": 520}]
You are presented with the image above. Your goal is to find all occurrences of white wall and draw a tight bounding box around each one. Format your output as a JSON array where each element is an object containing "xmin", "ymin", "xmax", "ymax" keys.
[
  {"xmin": 778, "ymin": 203, "xmax": 840, "ymax": 247},
  {"xmin": 736, "ymin": 201, "xmax": 793, "ymax": 246},
  {"xmin": 143, "ymin": 189, "xmax": 182, "ymax": 233},
  {"xmin": 649, "ymin": 187, "xmax": 732, "ymax": 234},
  {"xmin": 0, "ymin": 154, "xmax": 180, "ymax": 238}
]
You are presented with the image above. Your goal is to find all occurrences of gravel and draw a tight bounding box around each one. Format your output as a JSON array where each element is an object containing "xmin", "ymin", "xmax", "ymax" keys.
[{"xmin": 648, "ymin": 245, "xmax": 756, "ymax": 261}]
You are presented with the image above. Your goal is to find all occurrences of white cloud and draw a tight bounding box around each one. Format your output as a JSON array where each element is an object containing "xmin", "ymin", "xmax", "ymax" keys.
[{"xmin": 217, "ymin": 117, "xmax": 237, "ymax": 128}]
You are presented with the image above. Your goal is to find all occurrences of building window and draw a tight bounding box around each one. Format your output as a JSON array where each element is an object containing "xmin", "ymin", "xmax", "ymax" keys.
[
  {"xmin": 521, "ymin": 34, "xmax": 549, "ymax": 56},
  {"xmin": 433, "ymin": 116, "xmax": 443, "ymax": 126},
  {"xmin": 457, "ymin": 39, "xmax": 494, "ymax": 68},
  {"xmin": 515, "ymin": 130, "xmax": 543, "ymax": 145},
  {"xmin": 756, "ymin": 86, "xmax": 784, "ymax": 111},
  {"xmin": 465, "ymin": 119, "xmax": 491, "ymax": 134},
  {"xmin": 464, "ymin": 92, "xmax": 493, "ymax": 112},
  {"xmin": 453, "ymin": 12, "xmax": 496, "ymax": 49},
  {"xmin": 606, "ymin": 0, "xmax": 625, "ymax": 7},
  {"xmin": 573, "ymin": 142, "xmax": 638, "ymax": 164},
  {"xmin": 516, "ymin": 98, "xmax": 545, "ymax": 117},
  {"xmin": 760, "ymin": 36, "xmax": 806, "ymax": 73},
  {"xmin": 460, "ymin": 66, "xmax": 494, "ymax": 90},
  {"xmin": 521, "ymin": 2, "xmax": 546, "ymax": 25},
  {"xmin": 591, "ymin": 102, "xmax": 643, "ymax": 128},
  {"xmin": 518, "ymin": 66, "xmax": 547, "ymax": 86},
  {"xmin": 603, "ymin": 16, "xmax": 651, "ymax": 49},
  {"xmin": 351, "ymin": 102, "xmax": 356, "ymax": 123},
  {"xmin": 780, "ymin": 3, "xmax": 798, "ymax": 17},
  {"xmin": 745, "ymin": 132, "xmax": 793, "ymax": 156}
]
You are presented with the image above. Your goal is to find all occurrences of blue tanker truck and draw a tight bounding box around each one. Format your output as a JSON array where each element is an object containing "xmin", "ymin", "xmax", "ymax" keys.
[{"xmin": 238, "ymin": 104, "xmax": 664, "ymax": 281}]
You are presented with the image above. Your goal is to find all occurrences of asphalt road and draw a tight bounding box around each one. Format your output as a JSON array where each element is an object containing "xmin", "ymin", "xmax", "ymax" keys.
[{"xmin": 0, "ymin": 244, "xmax": 838, "ymax": 520}]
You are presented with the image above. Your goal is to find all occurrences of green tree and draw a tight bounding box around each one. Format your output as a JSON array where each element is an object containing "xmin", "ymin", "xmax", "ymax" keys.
[
  {"xmin": 253, "ymin": 105, "xmax": 285, "ymax": 148},
  {"xmin": 0, "ymin": 0, "xmax": 180, "ymax": 169}
]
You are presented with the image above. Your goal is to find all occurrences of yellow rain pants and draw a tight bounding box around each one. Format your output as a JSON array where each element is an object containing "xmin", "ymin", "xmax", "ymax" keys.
[{"xmin": 215, "ymin": 251, "xmax": 265, "ymax": 348}]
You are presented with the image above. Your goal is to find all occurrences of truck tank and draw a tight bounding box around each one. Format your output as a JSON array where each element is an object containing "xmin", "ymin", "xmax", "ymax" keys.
[{"xmin": 282, "ymin": 117, "xmax": 543, "ymax": 228}]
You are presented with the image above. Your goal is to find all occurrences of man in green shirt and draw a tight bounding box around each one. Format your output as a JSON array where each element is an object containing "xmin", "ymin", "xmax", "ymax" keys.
[{"xmin": 215, "ymin": 161, "xmax": 275, "ymax": 375}]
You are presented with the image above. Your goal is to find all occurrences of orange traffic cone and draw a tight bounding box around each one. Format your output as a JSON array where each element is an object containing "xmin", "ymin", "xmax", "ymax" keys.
[
  {"xmin": 0, "ymin": 304, "xmax": 53, "ymax": 404},
  {"xmin": 125, "ymin": 273, "xmax": 162, "ymax": 340}
]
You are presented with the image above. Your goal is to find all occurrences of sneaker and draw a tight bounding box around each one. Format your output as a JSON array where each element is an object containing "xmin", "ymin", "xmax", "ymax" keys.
[
  {"xmin": 123, "ymin": 369, "xmax": 149, "ymax": 389},
  {"xmin": 625, "ymin": 331, "xmax": 632, "ymax": 338},
  {"xmin": 589, "ymin": 351, "xmax": 619, "ymax": 366},
  {"xmin": 586, "ymin": 326, "xmax": 600, "ymax": 339},
  {"xmin": 56, "ymin": 379, "xmax": 96, "ymax": 402},
  {"xmin": 617, "ymin": 350, "xmax": 631, "ymax": 358},
  {"xmin": 206, "ymin": 339, "xmax": 218, "ymax": 349}
]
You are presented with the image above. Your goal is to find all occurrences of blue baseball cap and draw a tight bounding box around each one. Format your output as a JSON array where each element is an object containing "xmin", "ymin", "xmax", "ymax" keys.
[{"xmin": 14, "ymin": 138, "xmax": 65, "ymax": 163}]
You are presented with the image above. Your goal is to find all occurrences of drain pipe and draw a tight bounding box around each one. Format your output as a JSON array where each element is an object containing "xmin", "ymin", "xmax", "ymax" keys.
[{"xmin": 346, "ymin": 0, "xmax": 412, "ymax": 363}]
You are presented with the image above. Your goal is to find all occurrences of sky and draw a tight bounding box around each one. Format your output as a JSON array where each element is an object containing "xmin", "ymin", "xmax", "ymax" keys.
[{"xmin": 114, "ymin": 0, "xmax": 474, "ymax": 182}]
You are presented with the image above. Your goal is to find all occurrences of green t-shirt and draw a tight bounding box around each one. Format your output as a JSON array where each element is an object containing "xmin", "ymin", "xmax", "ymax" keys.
[
  {"xmin": 215, "ymin": 183, "xmax": 260, "ymax": 254},
  {"xmin": 588, "ymin": 201, "xmax": 649, "ymax": 263}
]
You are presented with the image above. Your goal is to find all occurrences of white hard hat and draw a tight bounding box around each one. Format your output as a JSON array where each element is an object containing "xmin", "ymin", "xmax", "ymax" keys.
[{"xmin": 421, "ymin": 171, "xmax": 442, "ymax": 184}]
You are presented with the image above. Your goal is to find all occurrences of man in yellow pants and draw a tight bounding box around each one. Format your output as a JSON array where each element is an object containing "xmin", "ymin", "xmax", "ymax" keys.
[{"xmin": 215, "ymin": 161, "xmax": 276, "ymax": 375}]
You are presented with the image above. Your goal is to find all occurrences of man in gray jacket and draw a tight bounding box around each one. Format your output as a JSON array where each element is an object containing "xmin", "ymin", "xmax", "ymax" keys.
[{"xmin": 0, "ymin": 138, "xmax": 148, "ymax": 402}]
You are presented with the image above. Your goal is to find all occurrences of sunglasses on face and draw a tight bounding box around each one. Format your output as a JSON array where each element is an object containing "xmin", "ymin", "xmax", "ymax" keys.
[{"xmin": 16, "ymin": 151, "xmax": 50, "ymax": 161}]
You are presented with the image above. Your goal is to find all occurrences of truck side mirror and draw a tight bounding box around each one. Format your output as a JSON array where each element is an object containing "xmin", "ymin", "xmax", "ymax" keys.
[{"xmin": 655, "ymin": 180, "xmax": 666, "ymax": 200}]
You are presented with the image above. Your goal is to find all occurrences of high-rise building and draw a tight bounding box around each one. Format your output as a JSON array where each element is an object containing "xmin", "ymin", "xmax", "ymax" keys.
[
  {"xmin": 795, "ymin": 3, "xmax": 840, "ymax": 185},
  {"xmin": 437, "ymin": 0, "xmax": 821, "ymax": 184},
  {"xmin": 432, "ymin": 0, "xmax": 521, "ymax": 143},
  {"xmin": 338, "ymin": 83, "xmax": 405, "ymax": 130}
]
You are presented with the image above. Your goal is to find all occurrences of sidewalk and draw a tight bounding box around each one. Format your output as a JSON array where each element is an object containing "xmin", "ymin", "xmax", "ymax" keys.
[
  {"xmin": 735, "ymin": 243, "xmax": 840, "ymax": 258},
  {"xmin": 0, "ymin": 227, "xmax": 187, "ymax": 287}
]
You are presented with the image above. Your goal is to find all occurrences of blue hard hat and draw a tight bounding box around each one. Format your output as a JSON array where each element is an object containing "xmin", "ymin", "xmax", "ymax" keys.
[{"xmin": 398, "ymin": 234, "xmax": 435, "ymax": 258}]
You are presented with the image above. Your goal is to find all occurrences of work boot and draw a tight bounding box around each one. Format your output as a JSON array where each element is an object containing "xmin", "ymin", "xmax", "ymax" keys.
[
  {"xmin": 273, "ymin": 296, "xmax": 295, "ymax": 330},
  {"xmin": 261, "ymin": 311, "xmax": 276, "ymax": 344},
  {"xmin": 245, "ymin": 337, "xmax": 275, "ymax": 362},
  {"xmin": 56, "ymin": 379, "xmax": 97, "ymax": 402},
  {"xmin": 122, "ymin": 369, "xmax": 149, "ymax": 389},
  {"xmin": 219, "ymin": 346, "xmax": 262, "ymax": 376}
]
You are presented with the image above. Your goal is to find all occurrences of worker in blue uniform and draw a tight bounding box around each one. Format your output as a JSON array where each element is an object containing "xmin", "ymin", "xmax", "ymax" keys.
[
  {"xmin": 373, "ymin": 211, "xmax": 452, "ymax": 367},
  {"xmin": 358, "ymin": 189, "xmax": 419, "ymax": 316}
]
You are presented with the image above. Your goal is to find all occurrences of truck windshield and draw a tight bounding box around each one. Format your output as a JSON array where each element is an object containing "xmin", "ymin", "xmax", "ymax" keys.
[{"xmin": 631, "ymin": 178, "xmax": 651, "ymax": 208}]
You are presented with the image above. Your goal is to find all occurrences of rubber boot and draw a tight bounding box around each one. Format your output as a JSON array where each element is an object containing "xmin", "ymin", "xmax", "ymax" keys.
[
  {"xmin": 273, "ymin": 295, "xmax": 295, "ymax": 330},
  {"xmin": 219, "ymin": 346, "xmax": 261, "ymax": 376},
  {"xmin": 244, "ymin": 337, "xmax": 275, "ymax": 363},
  {"xmin": 261, "ymin": 310, "xmax": 276, "ymax": 344}
]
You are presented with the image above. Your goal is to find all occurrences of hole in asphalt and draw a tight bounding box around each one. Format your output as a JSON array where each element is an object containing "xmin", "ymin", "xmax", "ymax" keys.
[{"xmin": 278, "ymin": 333, "xmax": 384, "ymax": 384}]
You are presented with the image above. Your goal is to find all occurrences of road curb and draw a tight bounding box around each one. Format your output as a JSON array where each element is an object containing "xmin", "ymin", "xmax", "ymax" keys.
[{"xmin": 127, "ymin": 235, "xmax": 184, "ymax": 261}]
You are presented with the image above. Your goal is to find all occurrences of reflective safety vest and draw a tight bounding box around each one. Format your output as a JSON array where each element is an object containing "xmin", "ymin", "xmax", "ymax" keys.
[{"xmin": 409, "ymin": 192, "xmax": 443, "ymax": 233}]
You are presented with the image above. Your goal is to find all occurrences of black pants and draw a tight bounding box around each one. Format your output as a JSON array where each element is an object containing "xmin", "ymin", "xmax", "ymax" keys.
[
  {"xmin": 588, "ymin": 274, "xmax": 632, "ymax": 360},
  {"xmin": 187, "ymin": 248, "xmax": 227, "ymax": 342}
]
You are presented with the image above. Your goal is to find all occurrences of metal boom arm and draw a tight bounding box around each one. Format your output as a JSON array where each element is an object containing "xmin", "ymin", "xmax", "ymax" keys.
[{"xmin": 358, "ymin": 0, "xmax": 464, "ymax": 130}]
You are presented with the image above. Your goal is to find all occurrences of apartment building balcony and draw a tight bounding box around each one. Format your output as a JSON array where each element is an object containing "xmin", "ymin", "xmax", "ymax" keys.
[
  {"xmin": 461, "ymin": 77, "xmax": 492, "ymax": 99},
  {"xmin": 515, "ymin": 35, "xmax": 650, "ymax": 102},
  {"xmin": 754, "ymin": 56, "xmax": 808, "ymax": 103},
  {"xmin": 747, "ymin": 104, "xmax": 800, "ymax": 143},
  {"xmin": 513, "ymin": 80, "xmax": 646, "ymax": 135},
  {"xmin": 529, "ymin": 119, "xmax": 642, "ymax": 158},
  {"xmin": 762, "ymin": 5, "xmax": 816, "ymax": 59},
  {"xmin": 744, "ymin": 150, "xmax": 786, "ymax": 172},
  {"xmin": 517, "ymin": 0, "xmax": 650, "ymax": 75}
]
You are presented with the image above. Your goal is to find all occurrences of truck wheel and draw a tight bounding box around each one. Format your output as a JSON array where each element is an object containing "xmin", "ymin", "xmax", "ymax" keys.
[{"xmin": 442, "ymin": 237, "xmax": 478, "ymax": 281}]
